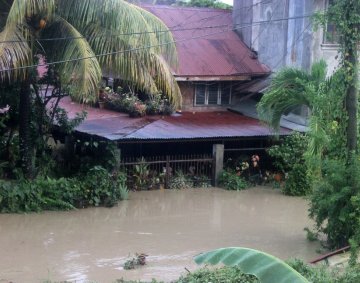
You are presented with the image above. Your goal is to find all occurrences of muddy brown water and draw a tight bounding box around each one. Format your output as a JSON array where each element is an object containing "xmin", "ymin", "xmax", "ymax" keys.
[{"xmin": 0, "ymin": 187, "xmax": 320, "ymax": 283}]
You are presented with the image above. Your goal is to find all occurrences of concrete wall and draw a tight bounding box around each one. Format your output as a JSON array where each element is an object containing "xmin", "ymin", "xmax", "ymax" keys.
[
  {"xmin": 233, "ymin": 0, "xmax": 254, "ymax": 48},
  {"xmin": 311, "ymin": 0, "xmax": 339, "ymax": 75},
  {"xmin": 233, "ymin": 0, "xmax": 339, "ymax": 73}
]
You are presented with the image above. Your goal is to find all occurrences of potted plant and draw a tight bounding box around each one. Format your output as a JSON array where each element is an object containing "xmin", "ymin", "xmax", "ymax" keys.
[{"xmin": 98, "ymin": 89, "xmax": 107, "ymax": 109}]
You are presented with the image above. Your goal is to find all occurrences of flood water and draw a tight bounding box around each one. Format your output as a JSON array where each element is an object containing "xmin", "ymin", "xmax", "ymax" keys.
[{"xmin": 0, "ymin": 187, "xmax": 320, "ymax": 283}]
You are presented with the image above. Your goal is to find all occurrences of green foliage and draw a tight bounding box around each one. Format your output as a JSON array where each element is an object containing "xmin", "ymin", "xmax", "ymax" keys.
[
  {"xmin": 267, "ymin": 133, "xmax": 310, "ymax": 196},
  {"xmin": 288, "ymin": 258, "xmax": 360, "ymax": 283},
  {"xmin": 286, "ymin": 259, "xmax": 334, "ymax": 283},
  {"xmin": 123, "ymin": 253, "xmax": 147, "ymax": 270},
  {"xmin": 177, "ymin": 266, "xmax": 259, "ymax": 283},
  {"xmin": 0, "ymin": 166, "xmax": 128, "ymax": 212},
  {"xmin": 80, "ymin": 166, "xmax": 127, "ymax": 207},
  {"xmin": 309, "ymin": 158, "xmax": 360, "ymax": 249},
  {"xmin": 283, "ymin": 164, "xmax": 310, "ymax": 196},
  {"xmin": 0, "ymin": 178, "xmax": 77, "ymax": 212},
  {"xmin": 176, "ymin": 0, "xmax": 232, "ymax": 9},
  {"xmin": 267, "ymin": 133, "xmax": 308, "ymax": 173},
  {"xmin": 194, "ymin": 247, "xmax": 309, "ymax": 283},
  {"xmin": 133, "ymin": 157, "xmax": 151, "ymax": 190},
  {"xmin": 53, "ymin": 108, "xmax": 87, "ymax": 134},
  {"xmin": 218, "ymin": 169, "xmax": 248, "ymax": 190},
  {"xmin": 106, "ymin": 90, "xmax": 174, "ymax": 117},
  {"xmin": 169, "ymin": 171, "xmax": 192, "ymax": 190}
]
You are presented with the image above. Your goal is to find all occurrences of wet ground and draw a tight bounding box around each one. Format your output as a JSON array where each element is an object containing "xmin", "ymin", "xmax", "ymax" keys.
[{"xmin": 0, "ymin": 187, "xmax": 320, "ymax": 283}]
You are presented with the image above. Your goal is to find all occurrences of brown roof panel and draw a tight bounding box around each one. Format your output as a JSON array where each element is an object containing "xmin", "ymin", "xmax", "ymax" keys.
[
  {"xmin": 58, "ymin": 98, "xmax": 290, "ymax": 141},
  {"xmin": 142, "ymin": 5, "xmax": 270, "ymax": 78}
]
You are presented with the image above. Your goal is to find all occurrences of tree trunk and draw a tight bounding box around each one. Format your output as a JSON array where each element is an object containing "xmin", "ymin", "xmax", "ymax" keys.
[
  {"xmin": 344, "ymin": 0, "xmax": 358, "ymax": 154},
  {"xmin": 19, "ymin": 79, "xmax": 33, "ymax": 178},
  {"xmin": 345, "ymin": 48, "xmax": 358, "ymax": 153}
]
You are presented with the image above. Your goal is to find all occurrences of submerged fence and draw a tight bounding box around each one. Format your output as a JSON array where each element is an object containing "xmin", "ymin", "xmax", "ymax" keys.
[{"xmin": 120, "ymin": 154, "xmax": 214, "ymax": 190}]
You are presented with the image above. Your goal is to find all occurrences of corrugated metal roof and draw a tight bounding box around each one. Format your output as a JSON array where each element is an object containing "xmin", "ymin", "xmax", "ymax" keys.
[
  {"xmin": 58, "ymin": 97, "xmax": 290, "ymax": 141},
  {"xmin": 142, "ymin": 5, "xmax": 270, "ymax": 78}
]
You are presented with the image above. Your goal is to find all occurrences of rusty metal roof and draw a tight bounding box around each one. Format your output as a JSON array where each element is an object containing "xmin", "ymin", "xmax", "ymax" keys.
[
  {"xmin": 142, "ymin": 5, "xmax": 270, "ymax": 78},
  {"xmin": 58, "ymin": 97, "xmax": 290, "ymax": 141}
]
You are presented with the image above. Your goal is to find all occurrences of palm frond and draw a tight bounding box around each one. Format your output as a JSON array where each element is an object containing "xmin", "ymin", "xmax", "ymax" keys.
[
  {"xmin": 257, "ymin": 68, "xmax": 313, "ymax": 131},
  {"xmin": 58, "ymin": 0, "xmax": 180, "ymax": 104},
  {"xmin": 310, "ymin": 59, "xmax": 327, "ymax": 85},
  {"xmin": 131, "ymin": 4, "xmax": 178, "ymax": 68},
  {"xmin": 151, "ymin": 54, "xmax": 182, "ymax": 109},
  {"xmin": 41, "ymin": 17, "xmax": 102, "ymax": 103},
  {"xmin": 6, "ymin": 0, "xmax": 55, "ymax": 26},
  {"xmin": 0, "ymin": 24, "xmax": 31, "ymax": 81}
]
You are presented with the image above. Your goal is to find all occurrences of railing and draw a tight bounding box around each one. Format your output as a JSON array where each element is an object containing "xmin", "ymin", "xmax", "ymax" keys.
[{"xmin": 121, "ymin": 154, "xmax": 213, "ymax": 190}]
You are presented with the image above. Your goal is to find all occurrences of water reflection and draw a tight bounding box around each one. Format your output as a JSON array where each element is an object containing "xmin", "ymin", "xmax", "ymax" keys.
[{"xmin": 0, "ymin": 187, "xmax": 319, "ymax": 282}]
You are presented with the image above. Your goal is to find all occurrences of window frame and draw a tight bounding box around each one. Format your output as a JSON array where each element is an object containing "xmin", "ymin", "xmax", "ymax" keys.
[
  {"xmin": 323, "ymin": 0, "xmax": 340, "ymax": 45},
  {"xmin": 194, "ymin": 82, "xmax": 232, "ymax": 106}
]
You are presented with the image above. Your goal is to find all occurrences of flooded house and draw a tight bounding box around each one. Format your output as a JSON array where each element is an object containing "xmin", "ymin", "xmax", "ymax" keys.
[
  {"xmin": 55, "ymin": 4, "xmax": 296, "ymax": 185},
  {"xmin": 59, "ymin": 5, "xmax": 292, "ymax": 161}
]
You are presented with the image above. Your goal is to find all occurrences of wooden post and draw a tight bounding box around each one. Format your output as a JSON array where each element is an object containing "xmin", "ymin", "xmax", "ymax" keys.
[
  {"xmin": 114, "ymin": 146, "xmax": 121, "ymax": 171},
  {"xmin": 165, "ymin": 155, "xmax": 170, "ymax": 189},
  {"xmin": 212, "ymin": 144, "xmax": 224, "ymax": 186}
]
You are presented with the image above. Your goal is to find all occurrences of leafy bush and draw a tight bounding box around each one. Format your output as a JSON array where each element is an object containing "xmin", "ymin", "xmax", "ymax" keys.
[
  {"xmin": 286, "ymin": 259, "xmax": 333, "ymax": 283},
  {"xmin": 81, "ymin": 166, "xmax": 121, "ymax": 207},
  {"xmin": 288, "ymin": 258, "xmax": 360, "ymax": 283},
  {"xmin": 0, "ymin": 178, "xmax": 78, "ymax": 212},
  {"xmin": 267, "ymin": 133, "xmax": 310, "ymax": 196},
  {"xmin": 283, "ymin": 163, "xmax": 310, "ymax": 196},
  {"xmin": 105, "ymin": 90, "xmax": 174, "ymax": 117},
  {"xmin": 169, "ymin": 171, "xmax": 192, "ymax": 189},
  {"xmin": 309, "ymin": 158, "xmax": 360, "ymax": 249},
  {"xmin": 0, "ymin": 166, "xmax": 128, "ymax": 213},
  {"xmin": 177, "ymin": 266, "xmax": 259, "ymax": 283},
  {"xmin": 218, "ymin": 169, "xmax": 248, "ymax": 190}
]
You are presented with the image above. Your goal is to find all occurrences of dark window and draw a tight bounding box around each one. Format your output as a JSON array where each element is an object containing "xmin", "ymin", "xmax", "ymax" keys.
[
  {"xmin": 324, "ymin": 0, "xmax": 340, "ymax": 44},
  {"xmin": 208, "ymin": 84, "xmax": 219, "ymax": 105},
  {"xmin": 221, "ymin": 83, "xmax": 231, "ymax": 105},
  {"xmin": 195, "ymin": 83, "xmax": 231, "ymax": 106},
  {"xmin": 195, "ymin": 84, "xmax": 206, "ymax": 105}
]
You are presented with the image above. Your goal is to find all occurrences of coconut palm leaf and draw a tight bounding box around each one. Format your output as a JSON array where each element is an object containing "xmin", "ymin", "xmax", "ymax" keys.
[
  {"xmin": 131, "ymin": 4, "xmax": 178, "ymax": 67},
  {"xmin": 58, "ymin": 0, "xmax": 180, "ymax": 105},
  {"xmin": 6, "ymin": 0, "xmax": 55, "ymax": 26},
  {"xmin": 41, "ymin": 17, "xmax": 102, "ymax": 103},
  {"xmin": 0, "ymin": 24, "xmax": 31, "ymax": 81},
  {"xmin": 90, "ymin": 31, "xmax": 181, "ymax": 106},
  {"xmin": 194, "ymin": 247, "xmax": 309, "ymax": 283},
  {"xmin": 152, "ymin": 53, "xmax": 182, "ymax": 108},
  {"xmin": 257, "ymin": 60, "xmax": 328, "ymax": 131}
]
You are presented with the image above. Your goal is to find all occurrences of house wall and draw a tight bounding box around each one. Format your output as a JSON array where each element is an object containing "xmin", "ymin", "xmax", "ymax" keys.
[
  {"xmin": 233, "ymin": 0, "xmax": 339, "ymax": 74},
  {"xmin": 178, "ymin": 81, "xmax": 229, "ymax": 112}
]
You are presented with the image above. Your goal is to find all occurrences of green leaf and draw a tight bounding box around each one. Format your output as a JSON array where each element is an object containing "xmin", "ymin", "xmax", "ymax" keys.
[{"xmin": 194, "ymin": 247, "xmax": 309, "ymax": 283}]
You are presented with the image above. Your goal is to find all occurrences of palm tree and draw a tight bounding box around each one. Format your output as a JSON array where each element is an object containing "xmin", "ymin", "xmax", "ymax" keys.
[
  {"xmin": 0, "ymin": 0, "xmax": 181, "ymax": 176},
  {"xmin": 257, "ymin": 60, "xmax": 345, "ymax": 170}
]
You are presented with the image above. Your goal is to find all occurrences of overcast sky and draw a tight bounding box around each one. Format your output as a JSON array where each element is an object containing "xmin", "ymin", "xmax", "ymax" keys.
[{"xmin": 219, "ymin": 0, "xmax": 233, "ymax": 6}]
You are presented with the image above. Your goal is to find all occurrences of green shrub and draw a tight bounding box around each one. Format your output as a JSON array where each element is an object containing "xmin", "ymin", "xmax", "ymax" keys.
[
  {"xmin": 283, "ymin": 163, "xmax": 311, "ymax": 196},
  {"xmin": 309, "ymin": 158, "xmax": 360, "ymax": 249},
  {"xmin": 176, "ymin": 266, "xmax": 259, "ymax": 283},
  {"xmin": 0, "ymin": 178, "xmax": 77, "ymax": 212},
  {"xmin": 218, "ymin": 169, "xmax": 248, "ymax": 190},
  {"xmin": 267, "ymin": 133, "xmax": 309, "ymax": 196},
  {"xmin": 79, "ymin": 166, "xmax": 129, "ymax": 207},
  {"xmin": 286, "ymin": 258, "xmax": 333, "ymax": 283},
  {"xmin": 0, "ymin": 166, "xmax": 128, "ymax": 213},
  {"xmin": 169, "ymin": 171, "xmax": 192, "ymax": 189}
]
